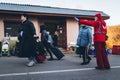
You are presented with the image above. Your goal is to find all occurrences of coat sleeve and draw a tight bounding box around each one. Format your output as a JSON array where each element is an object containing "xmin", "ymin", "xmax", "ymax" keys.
[
  {"xmin": 79, "ymin": 20, "xmax": 97, "ymax": 27},
  {"xmin": 29, "ymin": 21, "xmax": 36, "ymax": 36},
  {"xmin": 87, "ymin": 28, "xmax": 92, "ymax": 43}
]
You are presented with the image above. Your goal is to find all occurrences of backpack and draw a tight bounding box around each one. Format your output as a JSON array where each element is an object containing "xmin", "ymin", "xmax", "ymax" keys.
[{"xmin": 47, "ymin": 35, "xmax": 53, "ymax": 44}]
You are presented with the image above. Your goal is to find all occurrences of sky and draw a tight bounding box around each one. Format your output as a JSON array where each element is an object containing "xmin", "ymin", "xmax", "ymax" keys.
[{"xmin": 0, "ymin": 0, "xmax": 119, "ymax": 26}]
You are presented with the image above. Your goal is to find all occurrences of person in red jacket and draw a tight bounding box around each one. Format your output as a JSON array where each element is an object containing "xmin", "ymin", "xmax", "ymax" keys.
[{"xmin": 74, "ymin": 13, "xmax": 110, "ymax": 70}]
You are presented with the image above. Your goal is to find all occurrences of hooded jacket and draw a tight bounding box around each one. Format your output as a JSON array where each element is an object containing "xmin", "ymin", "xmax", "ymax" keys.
[
  {"xmin": 79, "ymin": 13, "xmax": 107, "ymax": 42},
  {"xmin": 77, "ymin": 26, "xmax": 92, "ymax": 47}
]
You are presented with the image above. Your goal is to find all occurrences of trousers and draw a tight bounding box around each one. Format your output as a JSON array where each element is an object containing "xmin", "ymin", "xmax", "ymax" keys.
[{"xmin": 94, "ymin": 42, "xmax": 110, "ymax": 68}]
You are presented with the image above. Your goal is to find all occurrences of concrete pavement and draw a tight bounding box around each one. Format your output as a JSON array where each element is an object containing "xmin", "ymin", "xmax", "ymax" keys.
[{"xmin": 0, "ymin": 53, "xmax": 120, "ymax": 80}]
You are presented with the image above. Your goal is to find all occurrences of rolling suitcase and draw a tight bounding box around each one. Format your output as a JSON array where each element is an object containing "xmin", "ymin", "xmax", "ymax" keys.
[{"xmin": 51, "ymin": 47, "xmax": 65, "ymax": 60}]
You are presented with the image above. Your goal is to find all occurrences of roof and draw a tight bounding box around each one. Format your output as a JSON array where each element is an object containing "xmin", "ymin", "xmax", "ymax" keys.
[{"xmin": 0, "ymin": 3, "xmax": 110, "ymax": 19}]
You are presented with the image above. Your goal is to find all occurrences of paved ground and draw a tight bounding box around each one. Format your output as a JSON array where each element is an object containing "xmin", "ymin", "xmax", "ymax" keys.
[{"xmin": 0, "ymin": 53, "xmax": 120, "ymax": 80}]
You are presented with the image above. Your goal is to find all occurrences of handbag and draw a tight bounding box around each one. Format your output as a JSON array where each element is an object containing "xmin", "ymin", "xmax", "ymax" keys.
[
  {"xmin": 35, "ymin": 41, "xmax": 46, "ymax": 63},
  {"xmin": 75, "ymin": 47, "xmax": 81, "ymax": 54},
  {"xmin": 36, "ymin": 55, "xmax": 46, "ymax": 63}
]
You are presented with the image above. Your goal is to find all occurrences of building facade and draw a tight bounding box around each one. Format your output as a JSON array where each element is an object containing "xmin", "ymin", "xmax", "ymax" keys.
[{"xmin": 0, "ymin": 3, "xmax": 110, "ymax": 49}]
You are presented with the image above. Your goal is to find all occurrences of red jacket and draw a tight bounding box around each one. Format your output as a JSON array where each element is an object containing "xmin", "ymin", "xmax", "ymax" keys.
[{"xmin": 79, "ymin": 20, "xmax": 107, "ymax": 42}]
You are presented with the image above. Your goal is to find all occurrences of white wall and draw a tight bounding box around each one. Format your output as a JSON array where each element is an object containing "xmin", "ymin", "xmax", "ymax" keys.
[
  {"xmin": 66, "ymin": 19, "xmax": 79, "ymax": 47},
  {"xmin": 31, "ymin": 18, "xmax": 44, "ymax": 41},
  {"xmin": 0, "ymin": 19, "xmax": 4, "ymax": 41},
  {"xmin": 30, "ymin": 18, "xmax": 39, "ymax": 36}
]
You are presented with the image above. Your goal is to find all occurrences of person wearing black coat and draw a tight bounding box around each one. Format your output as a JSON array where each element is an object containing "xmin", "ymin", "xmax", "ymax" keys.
[{"xmin": 18, "ymin": 14, "xmax": 36, "ymax": 67}]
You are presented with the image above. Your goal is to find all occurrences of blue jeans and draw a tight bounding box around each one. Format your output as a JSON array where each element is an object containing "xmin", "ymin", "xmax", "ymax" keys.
[{"xmin": 28, "ymin": 56, "xmax": 35, "ymax": 61}]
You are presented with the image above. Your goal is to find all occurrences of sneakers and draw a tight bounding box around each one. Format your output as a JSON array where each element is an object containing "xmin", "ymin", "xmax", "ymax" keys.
[{"xmin": 27, "ymin": 60, "xmax": 35, "ymax": 67}]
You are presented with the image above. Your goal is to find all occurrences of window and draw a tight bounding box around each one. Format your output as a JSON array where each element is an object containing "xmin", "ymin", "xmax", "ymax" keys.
[{"xmin": 4, "ymin": 21, "xmax": 21, "ymax": 37}]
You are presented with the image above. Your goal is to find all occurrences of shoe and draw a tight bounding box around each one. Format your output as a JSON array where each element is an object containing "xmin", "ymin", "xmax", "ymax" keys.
[
  {"xmin": 85, "ymin": 61, "xmax": 90, "ymax": 64},
  {"xmin": 105, "ymin": 67, "xmax": 111, "ymax": 70},
  {"xmin": 81, "ymin": 60, "xmax": 91, "ymax": 65},
  {"xmin": 89, "ymin": 58, "xmax": 92, "ymax": 61},
  {"xmin": 95, "ymin": 66, "xmax": 104, "ymax": 70},
  {"xmin": 81, "ymin": 62, "xmax": 87, "ymax": 65},
  {"xmin": 86, "ymin": 59, "xmax": 91, "ymax": 64},
  {"xmin": 27, "ymin": 60, "xmax": 35, "ymax": 67},
  {"xmin": 79, "ymin": 55, "xmax": 81, "ymax": 58},
  {"xmin": 47, "ymin": 58, "xmax": 54, "ymax": 61},
  {"xmin": 88, "ymin": 56, "xmax": 92, "ymax": 61}
]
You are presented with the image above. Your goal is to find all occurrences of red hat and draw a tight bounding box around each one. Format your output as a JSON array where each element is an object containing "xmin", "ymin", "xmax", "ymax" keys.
[{"xmin": 95, "ymin": 13, "xmax": 102, "ymax": 19}]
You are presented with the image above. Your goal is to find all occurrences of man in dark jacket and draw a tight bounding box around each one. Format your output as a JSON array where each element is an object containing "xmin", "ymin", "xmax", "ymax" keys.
[
  {"xmin": 18, "ymin": 14, "xmax": 36, "ymax": 67},
  {"xmin": 40, "ymin": 25, "xmax": 54, "ymax": 60}
]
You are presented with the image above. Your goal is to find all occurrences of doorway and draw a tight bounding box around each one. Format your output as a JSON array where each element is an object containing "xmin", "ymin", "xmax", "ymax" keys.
[
  {"xmin": 45, "ymin": 23, "xmax": 67, "ymax": 48},
  {"xmin": 45, "ymin": 23, "xmax": 57, "ymax": 36}
]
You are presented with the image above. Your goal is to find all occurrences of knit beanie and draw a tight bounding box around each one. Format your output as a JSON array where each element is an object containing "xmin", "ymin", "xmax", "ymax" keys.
[{"xmin": 95, "ymin": 13, "xmax": 102, "ymax": 20}]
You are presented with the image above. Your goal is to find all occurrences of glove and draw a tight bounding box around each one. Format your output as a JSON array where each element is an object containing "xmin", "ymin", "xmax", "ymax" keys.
[
  {"xmin": 33, "ymin": 34, "xmax": 37, "ymax": 37},
  {"xmin": 76, "ymin": 44, "xmax": 79, "ymax": 48},
  {"xmin": 74, "ymin": 17, "xmax": 79, "ymax": 22}
]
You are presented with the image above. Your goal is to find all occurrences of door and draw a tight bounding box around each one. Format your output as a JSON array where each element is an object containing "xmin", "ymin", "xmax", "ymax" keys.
[{"xmin": 45, "ymin": 23, "xmax": 67, "ymax": 49}]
